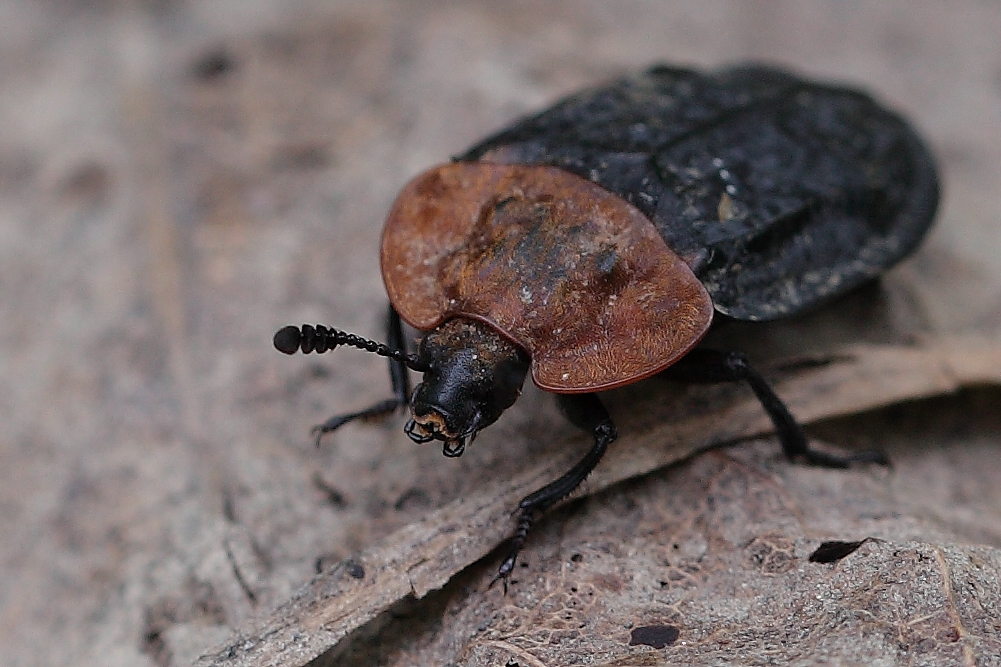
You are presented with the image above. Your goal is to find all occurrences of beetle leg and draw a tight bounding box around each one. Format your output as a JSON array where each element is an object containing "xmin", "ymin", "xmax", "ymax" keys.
[
  {"xmin": 384, "ymin": 304, "xmax": 413, "ymax": 404},
  {"xmin": 312, "ymin": 305, "xmax": 412, "ymax": 446},
  {"xmin": 663, "ymin": 349, "xmax": 889, "ymax": 467},
  {"xmin": 493, "ymin": 393, "xmax": 618, "ymax": 589}
]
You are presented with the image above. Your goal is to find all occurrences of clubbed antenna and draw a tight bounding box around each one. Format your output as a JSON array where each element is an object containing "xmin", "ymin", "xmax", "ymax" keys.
[{"xmin": 273, "ymin": 324, "xmax": 430, "ymax": 372}]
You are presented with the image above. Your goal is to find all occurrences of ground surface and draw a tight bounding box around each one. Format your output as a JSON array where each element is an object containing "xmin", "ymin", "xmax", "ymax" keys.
[{"xmin": 1, "ymin": 2, "xmax": 1000, "ymax": 666}]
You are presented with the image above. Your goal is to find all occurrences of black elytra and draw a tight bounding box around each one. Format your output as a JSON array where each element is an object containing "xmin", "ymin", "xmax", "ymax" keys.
[{"xmin": 275, "ymin": 65, "xmax": 938, "ymax": 587}]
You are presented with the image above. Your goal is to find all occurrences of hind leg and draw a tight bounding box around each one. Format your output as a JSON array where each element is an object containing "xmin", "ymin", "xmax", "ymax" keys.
[{"xmin": 663, "ymin": 349, "xmax": 888, "ymax": 467}]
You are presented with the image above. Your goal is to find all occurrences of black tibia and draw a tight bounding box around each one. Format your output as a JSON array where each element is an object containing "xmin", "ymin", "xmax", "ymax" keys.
[
  {"xmin": 662, "ymin": 349, "xmax": 889, "ymax": 467},
  {"xmin": 385, "ymin": 305, "xmax": 412, "ymax": 405},
  {"xmin": 494, "ymin": 393, "xmax": 618, "ymax": 587},
  {"xmin": 312, "ymin": 305, "xmax": 412, "ymax": 445}
]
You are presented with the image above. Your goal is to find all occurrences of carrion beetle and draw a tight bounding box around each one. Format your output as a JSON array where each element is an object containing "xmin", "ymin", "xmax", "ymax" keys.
[{"xmin": 274, "ymin": 65, "xmax": 939, "ymax": 584}]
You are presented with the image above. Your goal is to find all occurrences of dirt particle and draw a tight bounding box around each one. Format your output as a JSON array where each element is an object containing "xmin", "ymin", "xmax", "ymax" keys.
[
  {"xmin": 192, "ymin": 48, "xmax": 236, "ymax": 81},
  {"xmin": 809, "ymin": 539, "xmax": 870, "ymax": 564},
  {"xmin": 629, "ymin": 624, "xmax": 680, "ymax": 649}
]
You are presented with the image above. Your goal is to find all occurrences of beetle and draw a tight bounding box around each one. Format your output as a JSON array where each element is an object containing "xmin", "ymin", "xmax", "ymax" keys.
[{"xmin": 274, "ymin": 65, "xmax": 939, "ymax": 583}]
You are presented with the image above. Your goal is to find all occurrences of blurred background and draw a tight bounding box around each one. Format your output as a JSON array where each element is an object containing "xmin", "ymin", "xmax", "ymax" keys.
[{"xmin": 0, "ymin": 1, "xmax": 999, "ymax": 665}]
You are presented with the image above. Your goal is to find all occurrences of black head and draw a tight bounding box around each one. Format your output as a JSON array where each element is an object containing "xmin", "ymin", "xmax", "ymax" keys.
[
  {"xmin": 406, "ymin": 318, "xmax": 530, "ymax": 456},
  {"xmin": 274, "ymin": 318, "xmax": 529, "ymax": 457}
]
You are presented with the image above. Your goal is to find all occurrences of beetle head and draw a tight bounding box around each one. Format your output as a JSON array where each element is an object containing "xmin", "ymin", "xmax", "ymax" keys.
[{"xmin": 406, "ymin": 318, "xmax": 529, "ymax": 457}]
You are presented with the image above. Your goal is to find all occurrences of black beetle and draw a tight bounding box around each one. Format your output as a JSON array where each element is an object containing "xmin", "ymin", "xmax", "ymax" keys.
[{"xmin": 274, "ymin": 65, "xmax": 938, "ymax": 583}]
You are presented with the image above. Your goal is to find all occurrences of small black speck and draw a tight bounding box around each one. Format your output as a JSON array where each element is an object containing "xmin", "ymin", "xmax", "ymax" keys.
[
  {"xmin": 315, "ymin": 554, "xmax": 339, "ymax": 574},
  {"xmin": 570, "ymin": 553, "xmax": 583, "ymax": 562},
  {"xmin": 809, "ymin": 539, "xmax": 869, "ymax": 563},
  {"xmin": 629, "ymin": 624, "xmax": 680, "ymax": 649},
  {"xmin": 192, "ymin": 49, "xmax": 235, "ymax": 81},
  {"xmin": 344, "ymin": 559, "xmax": 365, "ymax": 579}
]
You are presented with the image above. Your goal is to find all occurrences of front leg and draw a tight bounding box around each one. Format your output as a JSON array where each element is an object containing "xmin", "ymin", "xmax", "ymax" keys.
[
  {"xmin": 663, "ymin": 349, "xmax": 888, "ymax": 467},
  {"xmin": 494, "ymin": 393, "xmax": 617, "ymax": 587},
  {"xmin": 312, "ymin": 304, "xmax": 412, "ymax": 445}
]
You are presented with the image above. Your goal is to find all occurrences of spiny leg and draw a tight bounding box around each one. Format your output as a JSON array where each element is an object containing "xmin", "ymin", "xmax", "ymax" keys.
[
  {"xmin": 311, "ymin": 305, "xmax": 413, "ymax": 445},
  {"xmin": 493, "ymin": 393, "xmax": 617, "ymax": 588},
  {"xmin": 663, "ymin": 349, "xmax": 888, "ymax": 467}
]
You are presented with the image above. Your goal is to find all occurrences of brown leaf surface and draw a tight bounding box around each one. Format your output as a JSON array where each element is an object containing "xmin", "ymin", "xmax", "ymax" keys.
[{"xmin": 197, "ymin": 339, "xmax": 1001, "ymax": 667}]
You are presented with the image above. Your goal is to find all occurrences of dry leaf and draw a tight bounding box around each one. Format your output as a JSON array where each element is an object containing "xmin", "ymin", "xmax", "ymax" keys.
[{"xmin": 196, "ymin": 338, "xmax": 1001, "ymax": 667}]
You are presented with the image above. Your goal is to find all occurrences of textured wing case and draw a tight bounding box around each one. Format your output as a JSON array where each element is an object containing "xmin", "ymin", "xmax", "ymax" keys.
[{"xmin": 462, "ymin": 65, "xmax": 939, "ymax": 320}]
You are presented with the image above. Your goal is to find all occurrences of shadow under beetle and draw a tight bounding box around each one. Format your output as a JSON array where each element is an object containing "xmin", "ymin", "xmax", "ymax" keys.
[{"xmin": 274, "ymin": 65, "xmax": 939, "ymax": 585}]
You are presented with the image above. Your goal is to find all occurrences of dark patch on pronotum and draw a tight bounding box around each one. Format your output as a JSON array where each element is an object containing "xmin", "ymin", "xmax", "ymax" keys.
[
  {"xmin": 629, "ymin": 624, "xmax": 680, "ymax": 649},
  {"xmin": 809, "ymin": 538, "xmax": 871, "ymax": 563}
]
